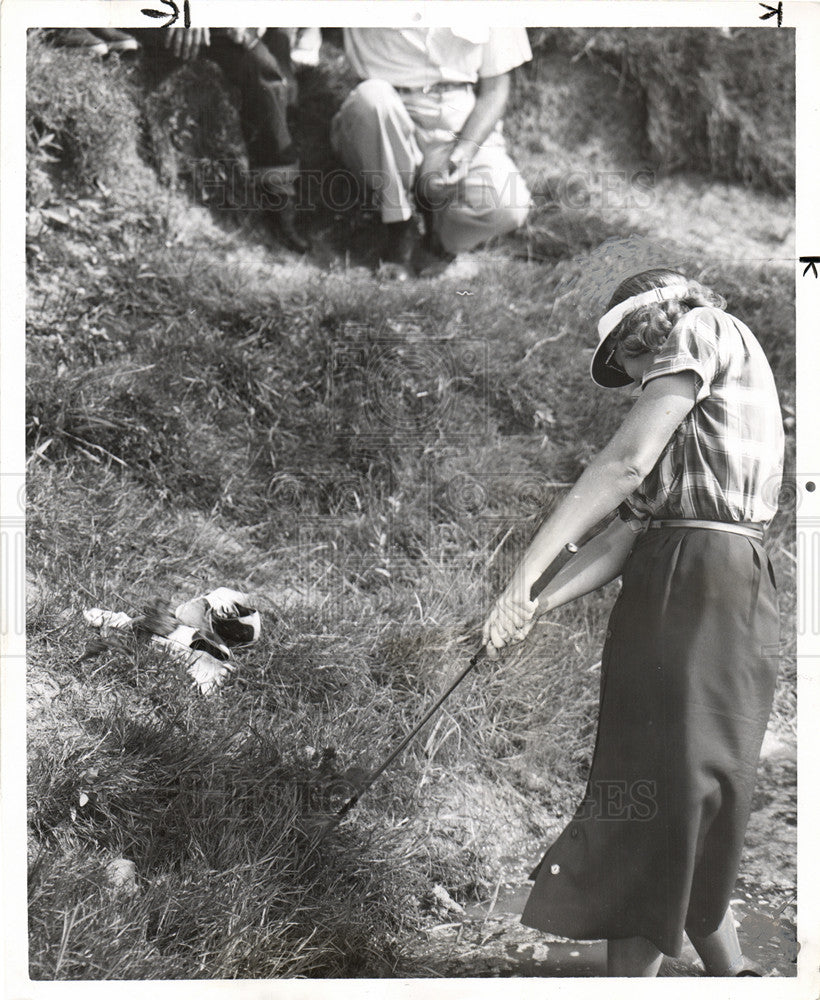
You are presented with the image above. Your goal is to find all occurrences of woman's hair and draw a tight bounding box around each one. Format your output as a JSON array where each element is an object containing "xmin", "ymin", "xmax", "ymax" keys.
[{"xmin": 606, "ymin": 268, "xmax": 726, "ymax": 358}]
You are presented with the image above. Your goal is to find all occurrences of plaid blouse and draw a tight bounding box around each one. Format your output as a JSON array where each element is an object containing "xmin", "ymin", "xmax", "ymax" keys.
[{"xmin": 620, "ymin": 306, "xmax": 784, "ymax": 529}]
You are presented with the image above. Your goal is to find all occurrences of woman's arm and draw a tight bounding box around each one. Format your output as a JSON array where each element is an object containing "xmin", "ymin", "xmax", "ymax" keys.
[
  {"xmin": 484, "ymin": 515, "xmax": 636, "ymax": 653},
  {"xmin": 483, "ymin": 371, "xmax": 697, "ymax": 654},
  {"xmin": 535, "ymin": 515, "xmax": 636, "ymax": 613}
]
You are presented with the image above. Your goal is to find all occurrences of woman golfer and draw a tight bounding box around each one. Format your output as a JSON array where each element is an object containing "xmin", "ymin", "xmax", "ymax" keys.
[{"xmin": 483, "ymin": 268, "xmax": 784, "ymax": 976}]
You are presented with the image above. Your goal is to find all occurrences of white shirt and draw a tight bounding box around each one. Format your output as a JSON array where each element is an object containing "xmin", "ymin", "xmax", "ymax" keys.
[{"xmin": 344, "ymin": 27, "xmax": 532, "ymax": 88}]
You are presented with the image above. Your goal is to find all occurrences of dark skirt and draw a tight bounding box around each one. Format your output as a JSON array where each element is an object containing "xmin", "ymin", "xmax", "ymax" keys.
[{"xmin": 520, "ymin": 526, "xmax": 780, "ymax": 957}]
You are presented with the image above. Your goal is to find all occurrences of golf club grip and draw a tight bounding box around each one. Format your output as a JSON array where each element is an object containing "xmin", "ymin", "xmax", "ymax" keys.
[{"xmin": 528, "ymin": 542, "xmax": 579, "ymax": 602}]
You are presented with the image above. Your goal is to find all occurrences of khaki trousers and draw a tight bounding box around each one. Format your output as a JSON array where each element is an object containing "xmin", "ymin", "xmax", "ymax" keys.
[{"xmin": 330, "ymin": 79, "xmax": 530, "ymax": 254}]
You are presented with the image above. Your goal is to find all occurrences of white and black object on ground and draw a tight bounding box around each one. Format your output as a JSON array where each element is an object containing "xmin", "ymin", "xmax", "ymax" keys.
[
  {"xmin": 83, "ymin": 587, "xmax": 262, "ymax": 696},
  {"xmin": 176, "ymin": 588, "xmax": 261, "ymax": 647}
]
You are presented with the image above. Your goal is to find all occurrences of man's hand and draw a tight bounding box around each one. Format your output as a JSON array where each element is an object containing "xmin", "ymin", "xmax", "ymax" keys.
[
  {"xmin": 225, "ymin": 28, "xmax": 262, "ymax": 49},
  {"xmin": 442, "ymin": 146, "xmax": 472, "ymax": 189},
  {"xmin": 482, "ymin": 586, "xmax": 538, "ymax": 660},
  {"xmin": 164, "ymin": 26, "xmax": 210, "ymax": 61},
  {"xmin": 417, "ymin": 145, "xmax": 473, "ymax": 208}
]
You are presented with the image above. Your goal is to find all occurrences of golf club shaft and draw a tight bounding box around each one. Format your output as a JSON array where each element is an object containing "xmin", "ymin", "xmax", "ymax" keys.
[
  {"xmin": 319, "ymin": 541, "xmax": 580, "ymax": 837},
  {"xmin": 329, "ymin": 647, "xmax": 485, "ymax": 825}
]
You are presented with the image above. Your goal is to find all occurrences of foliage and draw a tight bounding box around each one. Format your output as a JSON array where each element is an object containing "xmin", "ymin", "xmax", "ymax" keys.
[
  {"xmin": 529, "ymin": 28, "xmax": 795, "ymax": 194},
  {"xmin": 26, "ymin": 30, "xmax": 142, "ymax": 191}
]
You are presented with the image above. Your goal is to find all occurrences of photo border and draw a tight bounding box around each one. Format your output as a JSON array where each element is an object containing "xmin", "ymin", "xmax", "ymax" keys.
[{"xmin": 3, "ymin": 2, "xmax": 818, "ymax": 997}]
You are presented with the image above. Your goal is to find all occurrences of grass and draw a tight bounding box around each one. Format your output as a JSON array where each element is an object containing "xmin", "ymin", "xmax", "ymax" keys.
[
  {"xmin": 27, "ymin": 659, "xmax": 429, "ymax": 978},
  {"xmin": 25, "ymin": 27, "xmax": 796, "ymax": 979},
  {"xmin": 528, "ymin": 28, "xmax": 795, "ymax": 194},
  {"xmin": 26, "ymin": 31, "xmax": 143, "ymax": 191}
]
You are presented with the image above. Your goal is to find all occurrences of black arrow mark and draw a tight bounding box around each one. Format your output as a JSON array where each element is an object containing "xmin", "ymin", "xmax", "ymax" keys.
[
  {"xmin": 758, "ymin": 2, "xmax": 783, "ymax": 26},
  {"xmin": 799, "ymin": 256, "xmax": 819, "ymax": 278},
  {"xmin": 141, "ymin": 0, "xmax": 191, "ymax": 29},
  {"xmin": 141, "ymin": 0, "xmax": 178, "ymax": 26}
]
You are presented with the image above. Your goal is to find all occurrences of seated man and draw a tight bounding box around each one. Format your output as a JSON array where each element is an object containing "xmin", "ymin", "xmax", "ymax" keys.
[
  {"xmin": 136, "ymin": 26, "xmax": 308, "ymax": 252},
  {"xmin": 331, "ymin": 27, "xmax": 532, "ymax": 277}
]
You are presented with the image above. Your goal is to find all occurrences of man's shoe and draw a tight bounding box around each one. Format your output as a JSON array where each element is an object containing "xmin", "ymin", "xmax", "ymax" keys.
[
  {"xmin": 412, "ymin": 226, "xmax": 473, "ymax": 279},
  {"xmin": 48, "ymin": 28, "xmax": 109, "ymax": 56},
  {"xmin": 257, "ymin": 168, "xmax": 309, "ymax": 253},
  {"xmin": 91, "ymin": 28, "xmax": 140, "ymax": 52},
  {"xmin": 380, "ymin": 219, "xmax": 418, "ymax": 281},
  {"xmin": 276, "ymin": 199, "xmax": 310, "ymax": 253},
  {"xmin": 260, "ymin": 200, "xmax": 309, "ymax": 253},
  {"xmin": 734, "ymin": 958, "xmax": 766, "ymax": 976}
]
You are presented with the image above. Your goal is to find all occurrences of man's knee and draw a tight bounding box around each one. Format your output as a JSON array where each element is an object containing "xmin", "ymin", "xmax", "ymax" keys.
[
  {"xmin": 332, "ymin": 79, "xmax": 408, "ymax": 161},
  {"xmin": 486, "ymin": 168, "xmax": 530, "ymax": 227},
  {"xmin": 457, "ymin": 203, "xmax": 529, "ymax": 237},
  {"xmin": 450, "ymin": 178, "xmax": 530, "ymax": 234},
  {"xmin": 438, "ymin": 196, "xmax": 529, "ymax": 253},
  {"xmin": 492, "ymin": 198, "xmax": 530, "ymax": 234},
  {"xmin": 342, "ymin": 78, "xmax": 403, "ymax": 117}
]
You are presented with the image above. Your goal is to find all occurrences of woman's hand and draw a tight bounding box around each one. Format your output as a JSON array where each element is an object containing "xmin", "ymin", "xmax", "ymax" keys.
[{"xmin": 482, "ymin": 584, "xmax": 540, "ymax": 660}]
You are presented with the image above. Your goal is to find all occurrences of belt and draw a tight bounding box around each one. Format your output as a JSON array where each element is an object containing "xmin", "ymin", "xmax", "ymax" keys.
[
  {"xmin": 393, "ymin": 81, "xmax": 474, "ymax": 95},
  {"xmin": 648, "ymin": 518, "xmax": 764, "ymax": 541}
]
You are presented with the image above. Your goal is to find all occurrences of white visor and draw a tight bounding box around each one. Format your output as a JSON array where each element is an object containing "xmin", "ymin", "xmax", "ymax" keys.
[
  {"xmin": 590, "ymin": 283, "xmax": 690, "ymax": 388},
  {"xmin": 596, "ymin": 284, "xmax": 690, "ymax": 341}
]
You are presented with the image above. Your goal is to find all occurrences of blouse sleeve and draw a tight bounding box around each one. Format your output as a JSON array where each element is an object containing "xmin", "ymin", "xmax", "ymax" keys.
[
  {"xmin": 618, "ymin": 498, "xmax": 651, "ymax": 533},
  {"xmin": 640, "ymin": 307, "xmax": 722, "ymax": 404}
]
